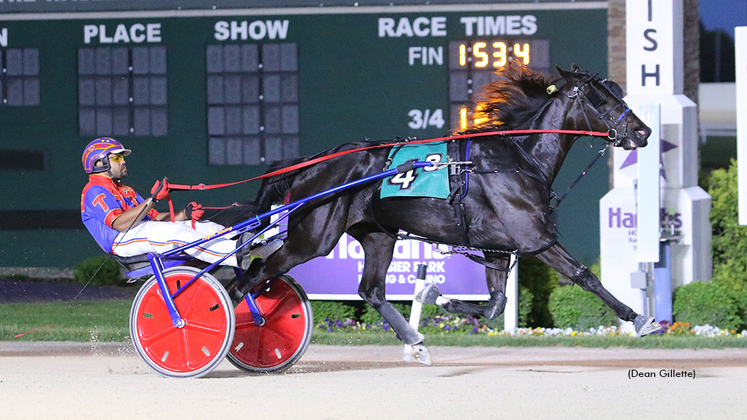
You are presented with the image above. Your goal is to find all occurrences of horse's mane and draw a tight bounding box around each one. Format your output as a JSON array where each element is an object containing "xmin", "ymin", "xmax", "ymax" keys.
[
  {"xmin": 463, "ymin": 61, "xmax": 554, "ymax": 133},
  {"xmin": 257, "ymin": 63, "xmax": 553, "ymax": 207}
]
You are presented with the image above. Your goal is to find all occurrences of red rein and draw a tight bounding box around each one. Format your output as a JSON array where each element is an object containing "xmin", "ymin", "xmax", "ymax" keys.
[{"xmin": 168, "ymin": 129, "xmax": 610, "ymax": 192}]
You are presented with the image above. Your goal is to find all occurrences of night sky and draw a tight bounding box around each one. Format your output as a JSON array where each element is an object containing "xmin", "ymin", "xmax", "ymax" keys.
[{"xmin": 700, "ymin": 0, "xmax": 747, "ymax": 34}]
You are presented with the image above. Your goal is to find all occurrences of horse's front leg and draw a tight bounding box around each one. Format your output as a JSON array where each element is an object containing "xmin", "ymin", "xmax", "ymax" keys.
[
  {"xmin": 417, "ymin": 253, "xmax": 510, "ymax": 320},
  {"xmin": 535, "ymin": 242, "xmax": 663, "ymax": 336},
  {"xmin": 352, "ymin": 229, "xmax": 432, "ymax": 365}
]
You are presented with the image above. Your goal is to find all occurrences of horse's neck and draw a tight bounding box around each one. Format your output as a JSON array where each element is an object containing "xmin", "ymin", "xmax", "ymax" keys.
[{"xmin": 522, "ymin": 99, "xmax": 576, "ymax": 183}]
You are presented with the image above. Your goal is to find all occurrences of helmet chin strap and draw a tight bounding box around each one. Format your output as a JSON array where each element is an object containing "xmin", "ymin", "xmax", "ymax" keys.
[{"xmin": 100, "ymin": 156, "xmax": 115, "ymax": 180}]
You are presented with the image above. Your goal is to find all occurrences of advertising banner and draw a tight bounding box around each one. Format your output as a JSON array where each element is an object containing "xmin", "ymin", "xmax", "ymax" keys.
[{"xmin": 288, "ymin": 234, "xmax": 489, "ymax": 300}]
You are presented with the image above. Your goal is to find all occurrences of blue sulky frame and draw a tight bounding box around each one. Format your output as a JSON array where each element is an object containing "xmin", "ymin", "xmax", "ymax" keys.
[{"xmin": 125, "ymin": 161, "xmax": 435, "ymax": 330}]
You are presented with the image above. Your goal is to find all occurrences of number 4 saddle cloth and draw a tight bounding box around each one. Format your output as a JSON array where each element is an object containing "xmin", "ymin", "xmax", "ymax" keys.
[{"xmin": 380, "ymin": 141, "xmax": 450, "ymax": 199}]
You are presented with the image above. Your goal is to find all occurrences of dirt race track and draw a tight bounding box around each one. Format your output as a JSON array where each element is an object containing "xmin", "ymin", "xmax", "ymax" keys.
[{"xmin": 1, "ymin": 343, "xmax": 747, "ymax": 420}]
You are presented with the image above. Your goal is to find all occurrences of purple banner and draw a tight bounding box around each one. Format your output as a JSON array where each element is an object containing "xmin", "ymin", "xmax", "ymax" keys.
[{"xmin": 288, "ymin": 234, "xmax": 489, "ymax": 301}]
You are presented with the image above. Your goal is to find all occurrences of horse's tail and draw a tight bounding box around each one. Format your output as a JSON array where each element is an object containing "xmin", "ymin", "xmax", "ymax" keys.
[{"xmin": 255, "ymin": 157, "xmax": 305, "ymax": 212}]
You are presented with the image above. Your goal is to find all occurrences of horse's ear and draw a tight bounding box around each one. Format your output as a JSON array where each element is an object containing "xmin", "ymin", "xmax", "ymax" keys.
[
  {"xmin": 571, "ymin": 63, "xmax": 581, "ymax": 72},
  {"xmin": 556, "ymin": 66, "xmax": 577, "ymax": 80}
]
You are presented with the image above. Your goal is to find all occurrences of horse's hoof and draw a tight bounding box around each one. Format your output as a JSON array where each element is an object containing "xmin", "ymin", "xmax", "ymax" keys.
[
  {"xmin": 484, "ymin": 291, "xmax": 507, "ymax": 320},
  {"xmin": 250, "ymin": 238, "xmax": 283, "ymax": 260},
  {"xmin": 416, "ymin": 284, "xmax": 441, "ymax": 305},
  {"xmin": 483, "ymin": 304, "xmax": 503, "ymax": 320},
  {"xmin": 226, "ymin": 282, "xmax": 245, "ymax": 307},
  {"xmin": 633, "ymin": 314, "xmax": 664, "ymax": 337},
  {"xmin": 410, "ymin": 343, "xmax": 432, "ymax": 366}
]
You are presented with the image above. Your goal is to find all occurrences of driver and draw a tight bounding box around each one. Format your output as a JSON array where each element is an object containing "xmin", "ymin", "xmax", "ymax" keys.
[{"xmin": 80, "ymin": 137, "xmax": 279, "ymax": 269}]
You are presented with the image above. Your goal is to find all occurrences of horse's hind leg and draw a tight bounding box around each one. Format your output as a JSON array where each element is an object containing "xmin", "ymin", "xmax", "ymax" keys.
[
  {"xmin": 418, "ymin": 253, "xmax": 510, "ymax": 320},
  {"xmin": 535, "ymin": 242, "xmax": 663, "ymax": 336},
  {"xmin": 354, "ymin": 231, "xmax": 421, "ymax": 344},
  {"xmin": 352, "ymin": 229, "xmax": 431, "ymax": 364},
  {"xmin": 483, "ymin": 253, "xmax": 511, "ymax": 319},
  {"xmin": 231, "ymin": 201, "xmax": 352, "ymax": 300}
]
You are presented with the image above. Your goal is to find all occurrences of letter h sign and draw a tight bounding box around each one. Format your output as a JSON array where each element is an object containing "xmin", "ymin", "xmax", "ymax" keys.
[{"xmin": 625, "ymin": 0, "xmax": 684, "ymax": 95}]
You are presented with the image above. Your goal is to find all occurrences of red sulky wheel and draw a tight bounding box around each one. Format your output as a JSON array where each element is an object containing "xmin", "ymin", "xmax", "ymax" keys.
[
  {"xmin": 129, "ymin": 267, "xmax": 235, "ymax": 378},
  {"xmin": 227, "ymin": 275, "xmax": 313, "ymax": 374}
]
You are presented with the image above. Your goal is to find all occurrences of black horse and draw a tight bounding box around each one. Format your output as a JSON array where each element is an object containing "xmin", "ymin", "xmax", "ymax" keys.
[{"xmin": 216, "ymin": 63, "xmax": 658, "ymax": 364}]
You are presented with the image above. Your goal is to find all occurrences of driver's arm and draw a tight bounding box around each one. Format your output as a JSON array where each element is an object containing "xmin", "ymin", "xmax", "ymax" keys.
[
  {"xmin": 111, "ymin": 198, "xmax": 158, "ymax": 232},
  {"xmin": 153, "ymin": 209, "xmax": 187, "ymax": 222},
  {"xmin": 111, "ymin": 200, "xmax": 188, "ymax": 230}
]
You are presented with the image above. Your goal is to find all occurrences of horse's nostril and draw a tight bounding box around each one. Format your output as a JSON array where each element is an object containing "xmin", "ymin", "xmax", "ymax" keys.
[{"xmin": 636, "ymin": 128, "xmax": 649, "ymax": 139}]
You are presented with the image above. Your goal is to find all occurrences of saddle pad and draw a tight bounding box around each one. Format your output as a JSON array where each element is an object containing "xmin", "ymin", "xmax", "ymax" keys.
[{"xmin": 380, "ymin": 142, "xmax": 450, "ymax": 199}]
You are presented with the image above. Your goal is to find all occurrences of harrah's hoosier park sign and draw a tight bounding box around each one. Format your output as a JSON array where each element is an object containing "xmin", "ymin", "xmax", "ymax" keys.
[
  {"xmin": 289, "ymin": 234, "xmax": 488, "ymax": 300},
  {"xmin": 606, "ymin": 206, "xmax": 684, "ymax": 246}
]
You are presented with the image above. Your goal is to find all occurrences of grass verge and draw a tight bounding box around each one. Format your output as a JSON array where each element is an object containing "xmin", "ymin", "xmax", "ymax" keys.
[
  {"xmin": 310, "ymin": 330, "xmax": 747, "ymax": 349},
  {"xmin": 0, "ymin": 300, "xmax": 131, "ymax": 342},
  {"xmin": 3, "ymin": 300, "xmax": 747, "ymax": 349}
]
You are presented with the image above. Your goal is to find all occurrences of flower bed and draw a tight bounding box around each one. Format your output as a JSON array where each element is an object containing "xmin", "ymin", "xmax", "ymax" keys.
[{"xmin": 315, "ymin": 316, "xmax": 747, "ymax": 338}]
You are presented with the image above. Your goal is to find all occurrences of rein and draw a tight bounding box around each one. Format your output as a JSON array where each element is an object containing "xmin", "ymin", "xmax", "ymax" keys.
[
  {"xmin": 549, "ymin": 144, "xmax": 609, "ymax": 212},
  {"xmin": 168, "ymin": 128, "xmax": 610, "ymax": 192}
]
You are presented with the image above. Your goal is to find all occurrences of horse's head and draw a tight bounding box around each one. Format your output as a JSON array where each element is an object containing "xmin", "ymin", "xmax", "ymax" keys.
[{"xmin": 554, "ymin": 65, "xmax": 651, "ymax": 150}]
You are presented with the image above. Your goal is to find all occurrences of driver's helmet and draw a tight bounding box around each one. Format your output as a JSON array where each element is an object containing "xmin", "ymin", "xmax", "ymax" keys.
[{"xmin": 82, "ymin": 137, "xmax": 131, "ymax": 174}]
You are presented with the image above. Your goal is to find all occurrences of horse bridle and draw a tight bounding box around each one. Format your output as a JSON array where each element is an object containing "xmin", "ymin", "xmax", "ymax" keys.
[{"xmin": 554, "ymin": 74, "xmax": 633, "ymax": 147}]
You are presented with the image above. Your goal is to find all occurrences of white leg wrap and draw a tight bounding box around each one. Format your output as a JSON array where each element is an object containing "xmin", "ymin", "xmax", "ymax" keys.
[{"xmin": 435, "ymin": 296, "xmax": 451, "ymax": 306}]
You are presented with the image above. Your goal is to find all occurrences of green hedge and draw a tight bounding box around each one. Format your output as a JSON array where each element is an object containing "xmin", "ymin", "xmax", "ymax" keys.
[
  {"xmin": 673, "ymin": 281, "xmax": 740, "ymax": 331},
  {"xmin": 310, "ymin": 300, "xmax": 358, "ymax": 324},
  {"xmin": 548, "ymin": 285, "xmax": 618, "ymax": 330},
  {"xmin": 705, "ymin": 159, "xmax": 747, "ymax": 328},
  {"xmin": 517, "ymin": 286, "xmax": 534, "ymax": 327},
  {"xmin": 73, "ymin": 256, "xmax": 122, "ymax": 286},
  {"xmin": 518, "ymin": 255, "xmax": 557, "ymax": 328}
]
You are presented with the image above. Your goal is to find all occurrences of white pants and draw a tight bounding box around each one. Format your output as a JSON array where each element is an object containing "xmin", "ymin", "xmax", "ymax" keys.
[{"xmin": 112, "ymin": 220, "xmax": 239, "ymax": 267}]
